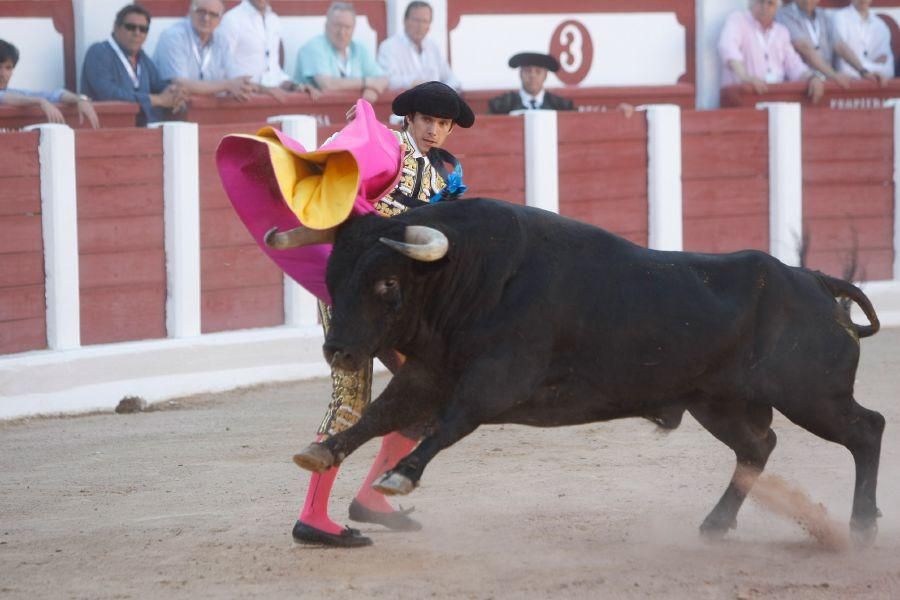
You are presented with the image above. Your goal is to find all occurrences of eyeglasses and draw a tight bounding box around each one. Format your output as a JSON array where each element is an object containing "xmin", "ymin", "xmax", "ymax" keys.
[
  {"xmin": 194, "ymin": 8, "xmax": 222, "ymax": 19},
  {"xmin": 122, "ymin": 23, "xmax": 150, "ymax": 33}
]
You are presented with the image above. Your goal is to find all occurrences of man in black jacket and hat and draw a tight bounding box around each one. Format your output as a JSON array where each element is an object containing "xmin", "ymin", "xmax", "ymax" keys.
[
  {"xmin": 488, "ymin": 51, "xmax": 575, "ymax": 113},
  {"xmin": 293, "ymin": 81, "xmax": 475, "ymax": 548}
]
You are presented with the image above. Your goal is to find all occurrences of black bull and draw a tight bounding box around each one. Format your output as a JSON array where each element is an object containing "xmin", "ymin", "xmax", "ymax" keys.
[{"xmin": 280, "ymin": 198, "xmax": 885, "ymax": 543}]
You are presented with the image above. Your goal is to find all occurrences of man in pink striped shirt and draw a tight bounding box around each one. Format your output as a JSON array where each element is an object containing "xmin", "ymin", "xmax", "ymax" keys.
[{"xmin": 719, "ymin": 0, "xmax": 825, "ymax": 103}]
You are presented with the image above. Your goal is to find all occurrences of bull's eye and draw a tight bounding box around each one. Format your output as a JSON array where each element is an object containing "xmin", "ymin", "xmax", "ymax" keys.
[{"xmin": 374, "ymin": 277, "xmax": 400, "ymax": 299}]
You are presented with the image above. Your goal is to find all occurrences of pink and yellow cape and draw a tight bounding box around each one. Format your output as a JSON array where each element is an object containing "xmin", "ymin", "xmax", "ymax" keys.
[{"xmin": 216, "ymin": 100, "xmax": 402, "ymax": 304}]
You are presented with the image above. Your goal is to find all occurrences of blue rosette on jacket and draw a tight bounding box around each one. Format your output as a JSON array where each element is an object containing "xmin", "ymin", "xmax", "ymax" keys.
[{"xmin": 429, "ymin": 148, "xmax": 467, "ymax": 202}]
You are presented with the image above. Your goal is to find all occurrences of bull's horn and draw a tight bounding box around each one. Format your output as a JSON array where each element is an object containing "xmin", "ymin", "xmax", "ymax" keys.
[
  {"xmin": 379, "ymin": 225, "xmax": 449, "ymax": 262},
  {"xmin": 264, "ymin": 225, "xmax": 335, "ymax": 250}
]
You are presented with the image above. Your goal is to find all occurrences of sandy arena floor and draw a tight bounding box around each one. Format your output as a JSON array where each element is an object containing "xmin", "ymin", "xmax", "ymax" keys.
[{"xmin": 2, "ymin": 329, "xmax": 899, "ymax": 599}]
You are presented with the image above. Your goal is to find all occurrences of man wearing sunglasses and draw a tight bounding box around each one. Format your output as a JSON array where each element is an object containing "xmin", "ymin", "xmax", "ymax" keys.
[{"xmin": 81, "ymin": 3, "xmax": 186, "ymax": 126}]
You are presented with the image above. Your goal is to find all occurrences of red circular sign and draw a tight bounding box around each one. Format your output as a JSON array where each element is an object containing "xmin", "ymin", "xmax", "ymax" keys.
[{"xmin": 549, "ymin": 20, "xmax": 593, "ymax": 86}]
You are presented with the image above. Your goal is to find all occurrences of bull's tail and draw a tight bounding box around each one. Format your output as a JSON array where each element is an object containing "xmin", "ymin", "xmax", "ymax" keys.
[{"xmin": 818, "ymin": 273, "xmax": 880, "ymax": 338}]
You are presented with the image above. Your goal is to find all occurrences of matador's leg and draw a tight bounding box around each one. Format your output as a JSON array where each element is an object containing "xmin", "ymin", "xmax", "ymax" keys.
[{"xmin": 294, "ymin": 301, "xmax": 374, "ymax": 547}]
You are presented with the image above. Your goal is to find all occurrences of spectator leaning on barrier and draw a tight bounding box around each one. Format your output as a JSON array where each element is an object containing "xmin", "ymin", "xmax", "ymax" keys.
[
  {"xmin": 718, "ymin": 0, "xmax": 826, "ymax": 103},
  {"xmin": 377, "ymin": 1, "xmax": 460, "ymax": 91},
  {"xmin": 295, "ymin": 2, "xmax": 388, "ymax": 102},
  {"xmin": 831, "ymin": 0, "xmax": 894, "ymax": 84},
  {"xmin": 217, "ymin": 0, "xmax": 295, "ymax": 91},
  {"xmin": 81, "ymin": 4, "xmax": 185, "ymax": 126},
  {"xmin": 153, "ymin": 0, "xmax": 256, "ymax": 101},
  {"xmin": 0, "ymin": 39, "xmax": 100, "ymax": 128},
  {"xmin": 487, "ymin": 52, "xmax": 576, "ymax": 113},
  {"xmin": 775, "ymin": 0, "xmax": 854, "ymax": 88}
]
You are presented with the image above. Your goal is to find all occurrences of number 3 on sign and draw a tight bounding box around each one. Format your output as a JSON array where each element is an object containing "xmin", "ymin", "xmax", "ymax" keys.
[{"xmin": 550, "ymin": 20, "xmax": 593, "ymax": 85}]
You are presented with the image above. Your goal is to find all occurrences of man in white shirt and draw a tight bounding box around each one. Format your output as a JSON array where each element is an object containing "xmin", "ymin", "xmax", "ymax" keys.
[
  {"xmin": 377, "ymin": 1, "xmax": 460, "ymax": 91},
  {"xmin": 831, "ymin": 0, "xmax": 894, "ymax": 83},
  {"xmin": 154, "ymin": 0, "xmax": 256, "ymax": 100},
  {"xmin": 217, "ymin": 0, "xmax": 294, "ymax": 89}
]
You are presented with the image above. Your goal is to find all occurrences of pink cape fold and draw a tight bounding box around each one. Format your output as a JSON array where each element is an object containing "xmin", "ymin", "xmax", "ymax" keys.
[{"xmin": 215, "ymin": 99, "xmax": 402, "ymax": 305}]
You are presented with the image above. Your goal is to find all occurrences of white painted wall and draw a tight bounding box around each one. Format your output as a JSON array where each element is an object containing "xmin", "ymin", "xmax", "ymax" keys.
[
  {"xmin": 450, "ymin": 12, "xmax": 686, "ymax": 91},
  {"xmin": 385, "ymin": 0, "xmax": 449, "ymax": 59},
  {"xmin": 0, "ymin": 18, "xmax": 65, "ymax": 92}
]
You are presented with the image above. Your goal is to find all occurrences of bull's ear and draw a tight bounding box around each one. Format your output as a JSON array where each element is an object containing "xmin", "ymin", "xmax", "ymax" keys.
[
  {"xmin": 379, "ymin": 225, "xmax": 449, "ymax": 262},
  {"xmin": 264, "ymin": 225, "xmax": 335, "ymax": 250}
]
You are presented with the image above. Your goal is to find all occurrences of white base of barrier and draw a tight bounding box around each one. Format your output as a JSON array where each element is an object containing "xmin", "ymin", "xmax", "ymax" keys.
[
  {"xmin": 853, "ymin": 281, "xmax": 900, "ymax": 329},
  {"xmin": 0, "ymin": 327, "xmax": 333, "ymax": 420}
]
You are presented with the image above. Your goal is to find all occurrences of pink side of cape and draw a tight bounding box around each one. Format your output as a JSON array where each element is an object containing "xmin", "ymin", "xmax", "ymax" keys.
[{"xmin": 215, "ymin": 100, "xmax": 402, "ymax": 305}]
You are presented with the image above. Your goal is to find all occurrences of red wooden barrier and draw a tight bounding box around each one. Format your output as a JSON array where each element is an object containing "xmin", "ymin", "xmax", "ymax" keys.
[
  {"xmin": 75, "ymin": 128, "xmax": 167, "ymax": 345},
  {"xmin": 449, "ymin": 115, "xmax": 526, "ymax": 204},
  {"xmin": 721, "ymin": 80, "xmax": 900, "ymax": 110},
  {"xmin": 0, "ymin": 130, "xmax": 45, "ymax": 355},
  {"xmin": 682, "ymin": 109, "xmax": 770, "ymax": 254},
  {"xmin": 802, "ymin": 108, "xmax": 895, "ymax": 280},
  {"xmin": 0, "ymin": 102, "xmax": 141, "ymax": 131},
  {"xmin": 198, "ymin": 123, "xmax": 285, "ymax": 333},
  {"xmin": 557, "ymin": 111, "xmax": 648, "ymax": 245}
]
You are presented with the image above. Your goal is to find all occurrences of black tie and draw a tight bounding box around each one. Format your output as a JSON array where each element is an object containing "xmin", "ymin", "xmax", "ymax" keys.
[{"xmin": 530, "ymin": 99, "xmax": 537, "ymax": 109}]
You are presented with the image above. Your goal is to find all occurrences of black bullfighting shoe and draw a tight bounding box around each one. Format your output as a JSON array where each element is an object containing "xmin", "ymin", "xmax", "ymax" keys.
[
  {"xmin": 348, "ymin": 499, "xmax": 423, "ymax": 531},
  {"xmin": 292, "ymin": 520, "xmax": 373, "ymax": 547}
]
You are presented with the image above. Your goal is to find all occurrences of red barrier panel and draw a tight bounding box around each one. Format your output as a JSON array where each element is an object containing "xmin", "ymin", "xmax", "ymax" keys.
[
  {"xmin": 0, "ymin": 102, "xmax": 141, "ymax": 131},
  {"xmin": 75, "ymin": 128, "xmax": 167, "ymax": 345},
  {"xmin": 557, "ymin": 111, "xmax": 648, "ymax": 245},
  {"xmin": 0, "ymin": 130, "xmax": 45, "ymax": 354},
  {"xmin": 802, "ymin": 108, "xmax": 895, "ymax": 280},
  {"xmin": 449, "ymin": 115, "xmax": 526, "ymax": 204},
  {"xmin": 721, "ymin": 80, "xmax": 900, "ymax": 110},
  {"xmin": 682, "ymin": 108, "xmax": 770, "ymax": 254},
  {"xmin": 198, "ymin": 123, "xmax": 286, "ymax": 333}
]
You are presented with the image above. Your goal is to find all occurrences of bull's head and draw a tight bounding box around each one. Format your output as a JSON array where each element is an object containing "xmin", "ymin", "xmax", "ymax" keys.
[{"xmin": 265, "ymin": 218, "xmax": 448, "ymax": 371}]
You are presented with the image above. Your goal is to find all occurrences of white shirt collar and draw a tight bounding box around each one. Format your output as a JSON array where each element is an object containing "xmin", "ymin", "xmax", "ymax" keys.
[
  {"xmin": 519, "ymin": 88, "xmax": 546, "ymax": 109},
  {"xmin": 403, "ymin": 130, "xmax": 425, "ymax": 158}
]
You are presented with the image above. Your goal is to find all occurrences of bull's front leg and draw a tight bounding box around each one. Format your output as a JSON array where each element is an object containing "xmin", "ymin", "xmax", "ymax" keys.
[
  {"xmin": 373, "ymin": 402, "xmax": 482, "ymax": 495},
  {"xmin": 293, "ymin": 366, "xmax": 444, "ymax": 472},
  {"xmin": 373, "ymin": 354, "xmax": 540, "ymax": 496}
]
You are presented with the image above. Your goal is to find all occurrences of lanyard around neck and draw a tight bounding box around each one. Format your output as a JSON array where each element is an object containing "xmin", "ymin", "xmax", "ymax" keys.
[
  {"xmin": 108, "ymin": 36, "xmax": 141, "ymax": 89},
  {"xmin": 190, "ymin": 31, "xmax": 213, "ymax": 79}
]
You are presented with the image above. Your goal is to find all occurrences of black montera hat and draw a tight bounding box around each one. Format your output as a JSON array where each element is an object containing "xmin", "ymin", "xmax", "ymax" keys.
[
  {"xmin": 391, "ymin": 81, "xmax": 475, "ymax": 128},
  {"xmin": 508, "ymin": 52, "xmax": 560, "ymax": 72}
]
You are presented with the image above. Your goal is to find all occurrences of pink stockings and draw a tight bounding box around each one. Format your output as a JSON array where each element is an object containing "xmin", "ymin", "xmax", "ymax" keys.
[{"xmin": 298, "ymin": 432, "xmax": 418, "ymax": 533}]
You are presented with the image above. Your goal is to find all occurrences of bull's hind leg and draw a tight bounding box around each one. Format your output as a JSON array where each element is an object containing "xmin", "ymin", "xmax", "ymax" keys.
[
  {"xmin": 689, "ymin": 402, "xmax": 776, "ymax": 539},
  {"xmin": 777, "ymin": 394, "xmax": 885, "ymax": 545}
]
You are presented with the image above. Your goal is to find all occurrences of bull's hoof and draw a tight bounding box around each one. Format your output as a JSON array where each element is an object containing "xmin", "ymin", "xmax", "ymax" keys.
[
  {"xmin": 699, "ymin": 515, "xmax": 736, "ymax": 541},
  {"xmin": 373, "ymin": 471, "xmax": 416, "ymax": 496},
  {"xmin": 292, "ymin": 443, "xmax": 335, "ymax": 472},
  {"xmin": 850, "ymin": 519, "xmax": 878, "ymax": 547}
]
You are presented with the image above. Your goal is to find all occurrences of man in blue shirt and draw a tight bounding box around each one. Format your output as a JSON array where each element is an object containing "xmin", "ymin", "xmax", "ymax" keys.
[
  {"xmin": 295, "ymin": 1, "xmax": 388, "ymax": 102},
  {"xmin": 154, "ymin": 0, "xmax": 256, "ymax": 101},
  {"xmin": 0, "ymin": 39, "xmax": 100, "ymax": 128},
  {"xmin": 81, "ymin": 4, "xmax": 185, "ymax": 126}
]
